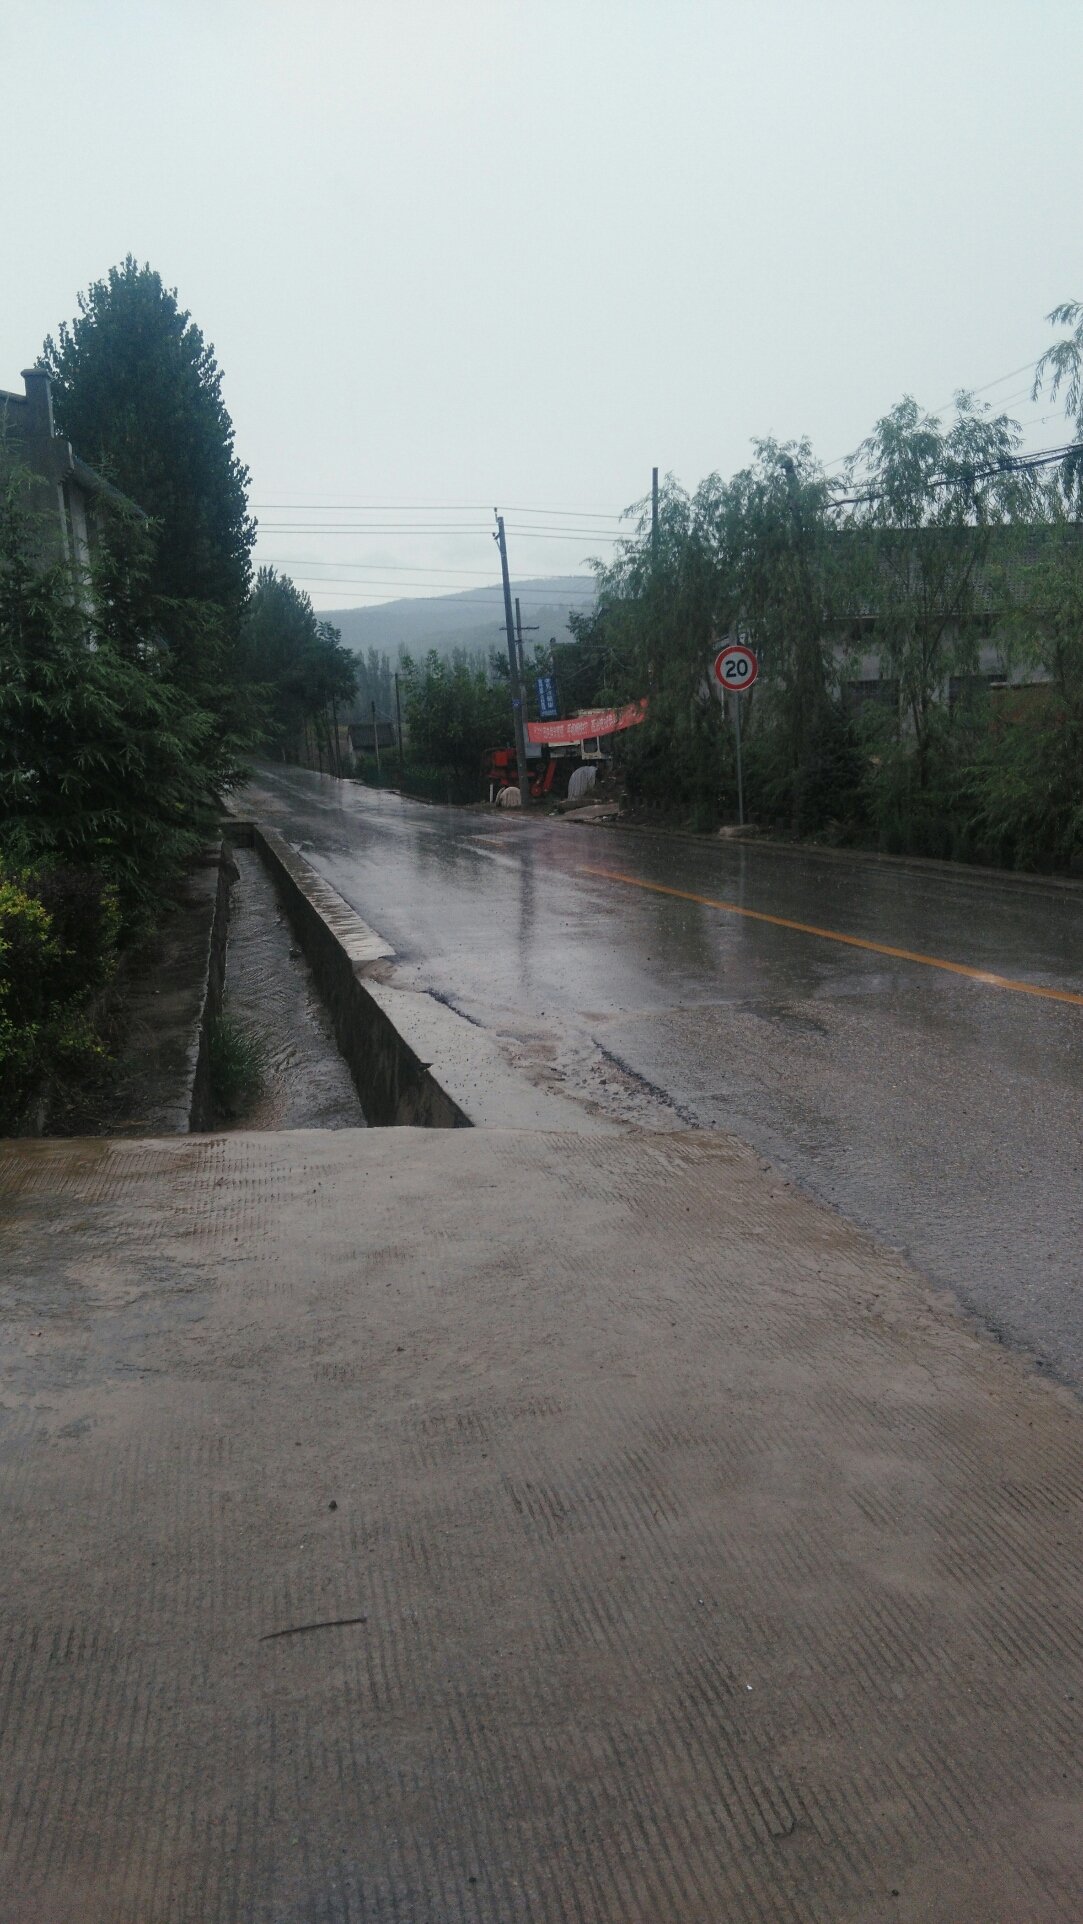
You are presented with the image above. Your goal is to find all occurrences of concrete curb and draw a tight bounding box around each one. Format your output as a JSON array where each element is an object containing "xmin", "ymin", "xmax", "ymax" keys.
[
  {"xmin": 561, "ymin": 810, "xmax": 1083, "ymax": 898},
  {"xmin": 227, "ymin": 819, "xmax": 596, "ymax": 1132}
]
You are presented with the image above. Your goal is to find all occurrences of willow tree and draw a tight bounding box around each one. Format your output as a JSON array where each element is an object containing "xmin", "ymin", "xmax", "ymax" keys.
[
  {"xmin": 717, "ymin": 439, "xmax": 859, "ymax": 833},
  {"xmin": 576, "ymin": 475, "xmax": 734, "ymax": 827},
  {"xmin": 843, "ymin": 395, "xmax": 1033, "ymax": 784}
]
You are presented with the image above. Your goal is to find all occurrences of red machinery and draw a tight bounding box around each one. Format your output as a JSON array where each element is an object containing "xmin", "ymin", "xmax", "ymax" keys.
[{"xmin": 481, "ymin": 747, "xmax": 558, "ymax": 803}]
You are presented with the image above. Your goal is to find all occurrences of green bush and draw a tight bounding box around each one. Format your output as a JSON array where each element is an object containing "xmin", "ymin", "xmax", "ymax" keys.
[
  {"xmin": 965, "ymin": 703, "xmax": 1083, "ymax": 870},
  {"xmin": 0, "ymin": 867, "xmax": 117, "ymax": 1131}
]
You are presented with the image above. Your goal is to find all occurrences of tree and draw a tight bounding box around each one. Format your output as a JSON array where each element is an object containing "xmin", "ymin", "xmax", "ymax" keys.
[
  {"xmin": 0, "ymin": 466, "xmax": 236, "ymax": 924},
  {"xmin": 571, "ymin": 454, "xmax": 858, "ymax": 832},
  {"xmin": 720, "ymin": 441, "xmax": 856, "ymax": 832},
  {"xmin": 843, "ymin": 395, "xmax": 1033, "ymax": 785},
  {"xmin": 1034, "ymin": 301, "xmax": 1083, "ymax": 434},
  {"xmin": 350, "ymin": 647, "xmax": 395, "ymax": 724},
  {"xmin": 1033, "ymin": 300, "xmax": 1083, "ymax": 506},
  {"xmin": 399, "ymin": 648, "xmax": 509, "ymax": 783},
  {"xmin": 41, "ymin": 259, "xmax": 255, "ymax": 629},
  {"xmin": 241, "ymin": 568, "xmax": 356, "ymax": 764}
]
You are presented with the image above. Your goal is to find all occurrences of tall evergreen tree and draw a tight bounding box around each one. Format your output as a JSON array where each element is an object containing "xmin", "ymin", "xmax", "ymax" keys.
[{"xmin": 41, "ymin": 259, "xmax": 255, "ymax": 627}]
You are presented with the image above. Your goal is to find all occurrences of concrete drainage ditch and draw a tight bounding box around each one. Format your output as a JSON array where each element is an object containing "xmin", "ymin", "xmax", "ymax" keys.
[
  {"xmin": 224, "ymin": 820, "xmax": 470, "ymax": 1129},
  {"xmin": 108, "ymin": 817, "xmax": 593, "ymax": 1139}
]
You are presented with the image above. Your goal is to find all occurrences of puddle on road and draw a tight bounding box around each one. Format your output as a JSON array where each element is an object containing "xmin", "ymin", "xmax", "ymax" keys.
[{"xmin": 222, "ymin": 849, "xmax": 365, "ymax": 1129}]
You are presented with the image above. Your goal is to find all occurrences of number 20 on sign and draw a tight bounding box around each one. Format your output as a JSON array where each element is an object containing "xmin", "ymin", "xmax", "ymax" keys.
[{"xmin": 713, "ymin": 644, "xmax": 759, "ymax": 691}]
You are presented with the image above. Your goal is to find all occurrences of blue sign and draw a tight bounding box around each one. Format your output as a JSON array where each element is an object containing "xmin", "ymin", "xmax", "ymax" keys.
[{"xmin": 536, "ymin": 674, "xmax": 559, "ymax": 721}]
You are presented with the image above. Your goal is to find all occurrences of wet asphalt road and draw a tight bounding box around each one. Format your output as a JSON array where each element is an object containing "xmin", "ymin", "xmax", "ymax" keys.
[{"xmin": 242, "ymin": 766, "xmax": 1083, "ymax": 1384}]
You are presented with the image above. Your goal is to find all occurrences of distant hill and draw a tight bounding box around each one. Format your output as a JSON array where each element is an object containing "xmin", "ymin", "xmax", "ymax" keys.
[{"xmin": 322, "ymin": 576, "xmax": 596, "ymax": 663}]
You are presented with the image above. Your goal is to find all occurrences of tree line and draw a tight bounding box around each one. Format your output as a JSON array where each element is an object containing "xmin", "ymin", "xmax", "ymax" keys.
[
  {"xmin": 558, "ymin": 333, "xmax": 1083, "ymax": 871},
  {"xmin": 0, "ymin": 258, "xmax": 360, "ymax": 1125}
]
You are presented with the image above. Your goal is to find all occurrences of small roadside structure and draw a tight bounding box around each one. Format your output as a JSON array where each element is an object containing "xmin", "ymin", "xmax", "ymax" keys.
[{"xmin": 348, "ymin": 719, "xmax": 397, "ymax": 753}]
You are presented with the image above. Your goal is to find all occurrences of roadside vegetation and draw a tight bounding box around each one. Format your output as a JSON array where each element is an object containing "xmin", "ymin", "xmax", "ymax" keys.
[
  {"xmin": 395, "ymin": 648, "xmax": 511, "ymax": 799},
  {"xmin": 241, "ymin": 566, "xmax": 357, "ymax": 771},
  {"xmin": 543, "ymin": 314, "xmax": 1083, "ymax": 871},
  {"xmin": 1, "ymin": 260, "xmax": 341, "ymax": 1130}
]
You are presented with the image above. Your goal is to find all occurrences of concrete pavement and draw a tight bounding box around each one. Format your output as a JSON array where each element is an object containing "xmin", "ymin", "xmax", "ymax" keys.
[{"xmin": 3, "ymin": 1122, "xmax": 1082, "ymax": 1921}]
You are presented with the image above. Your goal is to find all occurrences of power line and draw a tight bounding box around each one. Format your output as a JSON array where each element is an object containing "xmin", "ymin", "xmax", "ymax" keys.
[
  {"xmin": 257, "ymin": 575, "xmax": 597, "ymax": 599},
  {"xmin": 829, "ymin": 440, "xmax": 1083, "ymax": 510},
  {"xmin": 273, "ymin": 594, "xmax": 598, "ymax": 606},
  {"xmin": 823, "ymin": 355, "xmax": 1049, "ymax": 473},
  {"xmin": 249, "ymin": 500, "xmax": 628, "ymax": 518},
  {"xmin": 253, "ymin": 521, "xmax": 625, "ymax": 538}
]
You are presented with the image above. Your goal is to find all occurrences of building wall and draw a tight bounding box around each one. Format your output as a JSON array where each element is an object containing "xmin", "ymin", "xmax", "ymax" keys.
[{"xmin": 0, "ymin": 369, "xmax": 101, "ymax": 587}]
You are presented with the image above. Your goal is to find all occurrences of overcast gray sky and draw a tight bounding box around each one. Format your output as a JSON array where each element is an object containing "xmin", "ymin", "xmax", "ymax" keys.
[{"xmin": 5, "ymin": 0, "xmax": 1080, "ymax": 614}]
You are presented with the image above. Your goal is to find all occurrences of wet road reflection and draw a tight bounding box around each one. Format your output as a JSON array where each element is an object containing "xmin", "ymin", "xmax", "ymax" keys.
[{"xmin": 242, "ymin": 767, "xmax": 1083, "ymax": 1382}]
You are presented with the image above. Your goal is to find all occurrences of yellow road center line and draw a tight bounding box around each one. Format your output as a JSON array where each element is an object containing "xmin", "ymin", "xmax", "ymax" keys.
[{"xmin": 579, "ymin": 864, "xmax": 1083, "ymax": 1009}]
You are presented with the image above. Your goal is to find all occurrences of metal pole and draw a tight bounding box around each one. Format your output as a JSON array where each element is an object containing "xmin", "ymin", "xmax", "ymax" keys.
[
  {"xmin": 514, "ymin": 596, "xmax": 525, "ymax": 688},
  {"xmin": 371, "ymin": 700, "xmax": 381, "ymax": 781},
  {"xmin": 394, "ymin": 671, "xmax": 404, "ymax": 785},
  {"xmin": 733, "ymin": 691, "xmax": 745, "ymax": 828},
  {"xmin": 648, "ymin": 467, "xmax": 660, "ymax": 691},
  {"xmin": 514, "ymin": 596, "xmax": 539, "ymax": 690},
  {"xmin": 494, "ymin": 511, "xmax": 530, "ymax": 807}
]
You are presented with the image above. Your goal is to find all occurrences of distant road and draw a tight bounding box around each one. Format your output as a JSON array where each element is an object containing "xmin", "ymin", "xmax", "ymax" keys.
[{"xmin": 242, "ymin": 766, "xmax": 1083, "ymax": 1384}]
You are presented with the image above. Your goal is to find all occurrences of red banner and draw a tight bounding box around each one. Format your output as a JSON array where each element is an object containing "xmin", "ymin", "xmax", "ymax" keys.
[{"xmin": 526, "ymin": 699, "xmax": 648, "ymax": 747}]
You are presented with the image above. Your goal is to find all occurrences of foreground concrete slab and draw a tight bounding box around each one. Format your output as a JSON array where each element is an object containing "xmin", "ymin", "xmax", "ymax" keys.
[{"xmin": 1, "ymin": 1127, "xmax": 1081, "ymax": 1922}]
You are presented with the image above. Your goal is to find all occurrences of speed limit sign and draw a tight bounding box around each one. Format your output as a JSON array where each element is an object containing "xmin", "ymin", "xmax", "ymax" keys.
[{"xmin": 713, "ymin": 644, "xmax": 759, "ymax": 691}]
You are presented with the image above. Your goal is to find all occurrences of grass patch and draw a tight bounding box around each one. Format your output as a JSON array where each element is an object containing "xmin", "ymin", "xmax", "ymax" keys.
[{"xmin": 209, "ymin": 1012, "xmax": 265, "ymax": 1120}]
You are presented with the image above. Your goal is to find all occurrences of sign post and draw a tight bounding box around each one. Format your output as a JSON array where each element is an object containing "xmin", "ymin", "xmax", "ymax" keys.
[
  {"xmin": 712, "ymin": 645, "xmax": 759, "ymax": 827},
  {"xmin": 536, "ymin": 673, "xmax": 559, "ymax": 721}
]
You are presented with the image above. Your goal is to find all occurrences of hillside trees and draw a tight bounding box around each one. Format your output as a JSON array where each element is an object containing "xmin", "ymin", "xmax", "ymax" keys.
[{"xmin": 350, "ymin": 646, "xmax": 395, "ymax": 724}]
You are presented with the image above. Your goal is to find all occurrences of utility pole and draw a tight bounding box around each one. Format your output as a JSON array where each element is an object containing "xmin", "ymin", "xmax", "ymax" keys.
[
  {"xmin": 371, "ymin": 699, "xmax": 382, "ymax": 781},
  {"xmin": 649, "ymin": 465, "xmax": 660, "ymax": 690},
  {"xmin": 394, "ymin": 671, "xmax": 404, "ymax": 786},
  {"xmin": 780, "ymin": 453, "xmax": 827, "ymax": 833},
  {"xmin": 514, "ymin": 595, "xmax": 539, "ymax": 688},
  {"xmin": 494, "ymin": 511, "xmax": 531, "ymax": 807}
]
